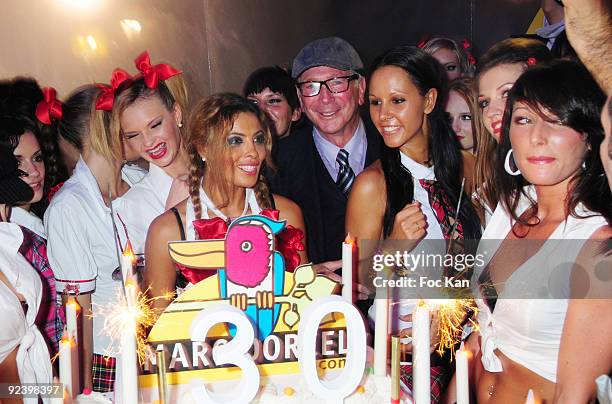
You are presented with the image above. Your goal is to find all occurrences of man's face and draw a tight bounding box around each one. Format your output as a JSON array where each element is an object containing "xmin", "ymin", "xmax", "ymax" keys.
[{"xmin": 297, "ymin": 66, "xmax": 365, "ymax": 141}]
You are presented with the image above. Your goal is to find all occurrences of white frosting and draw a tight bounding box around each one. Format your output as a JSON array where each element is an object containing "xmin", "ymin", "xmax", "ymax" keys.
[
  {"xmin": 75, "ymin": 391, "xmax": 113, "ymax": 404},
  {"xmin": 140, "ymin": 368, "xmax": 414, "ymax": 403}
]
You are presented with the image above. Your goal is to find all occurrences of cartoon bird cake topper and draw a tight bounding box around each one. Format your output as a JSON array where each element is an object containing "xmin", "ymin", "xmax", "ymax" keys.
[{"xmin": 168, "ymin": 215, "xmax": 287, "ymax": 339}]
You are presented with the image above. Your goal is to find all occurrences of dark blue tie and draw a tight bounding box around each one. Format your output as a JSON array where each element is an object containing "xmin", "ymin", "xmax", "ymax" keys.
[{"xmin": 336, "ymin": 149, "xmax": 355, "ymax": 196}]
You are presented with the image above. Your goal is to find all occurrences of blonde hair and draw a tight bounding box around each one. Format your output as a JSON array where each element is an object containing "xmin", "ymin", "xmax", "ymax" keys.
[
  {"xmin": 186, "ymin": 93, "xmax": 275, "ymax": 220},
  {"xmin": 58, "ymin": 85, "xmax": 119, "ymax": 163},
  {"xmin": 447, "ymin": 77, "xmax": 494, "ymax": 209},
  {"xmin": 109, "ymin": 73, "xmax": 188, "ymax": 162}
]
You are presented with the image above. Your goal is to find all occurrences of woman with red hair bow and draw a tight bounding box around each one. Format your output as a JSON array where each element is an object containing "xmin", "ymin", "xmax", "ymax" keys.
[
  {"xmin": 0, "ymin": 78, "xmax": 65, "ymax": 357},
  {"xmin": 111, "ymin": 52, "xmax": 192, "ymax": 263},
  {"xmin": 44, "ymin": 84, "xmax": 145, "ymax": 393}
]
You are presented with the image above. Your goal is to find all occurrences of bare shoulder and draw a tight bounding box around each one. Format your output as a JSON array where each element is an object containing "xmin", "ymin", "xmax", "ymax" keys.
[
  {"xmin": 571, "ymin": 223, "xmax": 612, "ymax": 298},
  {"xmin": 148, "ymin": 199, "xmax": 186, "ymax": 243},
  {"xmin": 352, "ymin": 160, "xmax": 385, "ymax": 199},
  {"xmin": 271, "ymin": 194, "xmax": 305, "ymax": 232},
  {"xmin": 272, "ymin": 194, "xmax": 300, "ymax": 213},
  {"xmin": 590, "ymin": 224, "xmax": 612, "ymax": 240}
]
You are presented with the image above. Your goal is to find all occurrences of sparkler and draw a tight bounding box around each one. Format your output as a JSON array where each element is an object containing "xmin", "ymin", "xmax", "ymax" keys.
[
  {"xmin": 447, "ymin": 177, "xmax": 466, "ymax": 254},
  {"xmin": 428, "ymin": 176, "xmax": 478, "ymax": 357},
  {"xmin": 98, "ymin": 285, "xmax": 171, "ymax": 365},
  {"xmin": 427, "ymin": 298, "xmax": 478, "ymax": 357}
]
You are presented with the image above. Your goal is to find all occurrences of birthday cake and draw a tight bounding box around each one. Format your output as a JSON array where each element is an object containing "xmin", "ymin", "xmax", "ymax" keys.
[
  {"xmin": 138, "ymin": 214, "xmax": 412, "ymax": 403},
  {"xmin": 139, "ymin": 359, "xmax": 410, "ymax": 403}
]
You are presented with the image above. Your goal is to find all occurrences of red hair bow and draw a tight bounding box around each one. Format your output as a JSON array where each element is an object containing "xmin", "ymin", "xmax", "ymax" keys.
[
  {"xmin": 191, "ymin": 209, "xmax": 305, "ymax": 273},
  {"xmin": 35, "ymin": 87, "xmax": 63, "ymax": 125},
  {"xmin": 134, "ymin": 51, "xmax": 181, "ymax": 89},
  {"xmin": 95, "ymin": 68, "xmax": 133, "ymax": 111}
]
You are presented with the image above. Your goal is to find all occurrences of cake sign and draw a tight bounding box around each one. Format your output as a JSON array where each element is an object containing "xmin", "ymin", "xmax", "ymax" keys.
[{"xmin": 141, "ymin": 214, "xmax": 364, "ymax": 399}]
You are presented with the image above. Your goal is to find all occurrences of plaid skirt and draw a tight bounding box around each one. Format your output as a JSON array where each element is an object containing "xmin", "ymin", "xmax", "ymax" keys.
[
  {"xmin": 400, "ymin": 364, "xmax": 452, "ymax": 404},
  {"xmin": 92, "ymin": 354, "xmax": 116, "ymax": 393}
]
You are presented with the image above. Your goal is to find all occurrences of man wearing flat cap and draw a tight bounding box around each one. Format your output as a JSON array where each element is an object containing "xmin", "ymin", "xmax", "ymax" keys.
[{"xmin": 269, "ymin": 36, "xmax": 380, "ymax": 267}]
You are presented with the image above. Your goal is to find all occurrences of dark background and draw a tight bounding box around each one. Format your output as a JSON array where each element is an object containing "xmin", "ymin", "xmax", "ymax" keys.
[{"xmin": 0, "ymin": 0, "xmax": 540, "ymax": 101}]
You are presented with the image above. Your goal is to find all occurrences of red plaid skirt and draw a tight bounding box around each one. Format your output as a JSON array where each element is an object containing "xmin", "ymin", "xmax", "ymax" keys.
[
  {"xmin": 92, "ymin": 354, "xmax": 116, "ymax": 393},
  {"xmin": 400, "ymin": 364, "xmax": 452, "ymax": 404}
]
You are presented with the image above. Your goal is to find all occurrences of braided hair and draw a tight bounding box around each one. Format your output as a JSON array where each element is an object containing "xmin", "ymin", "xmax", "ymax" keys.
[{"xmin": 186, "ymin": 93, "xmax": 275, "ymax": 219}]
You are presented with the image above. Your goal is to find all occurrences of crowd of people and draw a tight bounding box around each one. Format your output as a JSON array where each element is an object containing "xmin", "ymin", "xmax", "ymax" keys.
[{"xmin": 0, "ymin": 0, "xmax": 611, "ymax": 402}]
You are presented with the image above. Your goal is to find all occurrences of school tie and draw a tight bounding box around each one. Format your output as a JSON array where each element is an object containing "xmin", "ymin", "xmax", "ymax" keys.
[
  {"xmin": 336, "ymin": 149, "xmax": 355, "ymax": 196},
  {"xmin": 418, "ymin": 178, "xmax": 464, "ymax": 240}
]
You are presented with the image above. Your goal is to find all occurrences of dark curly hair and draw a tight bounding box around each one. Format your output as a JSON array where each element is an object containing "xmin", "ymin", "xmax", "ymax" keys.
[{"xmin": 0, "ymin": 77, "xmax": 63, "ymax": 217}]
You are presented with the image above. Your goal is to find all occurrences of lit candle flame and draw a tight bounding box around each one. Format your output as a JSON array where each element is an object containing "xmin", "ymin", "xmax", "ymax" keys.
[
  {"xmin": 66, "ymin": 296, "xmax": 80, "ymax": 312},
  {"xmin": 344, "ymin": 233, "xmax": 354, "ymax": 245},
  {"xmin": 60, "ymin": 330, "xmax": 72, "ymax": 345},
  {"xmin": 123, "ymin": 240, "xmax": 137, "ymax": 265}
]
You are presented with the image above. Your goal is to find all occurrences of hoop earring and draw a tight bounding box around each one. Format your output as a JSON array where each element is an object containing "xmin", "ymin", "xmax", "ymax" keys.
[{"xmin": 504, "ymin": 149, "xmax": 521, "ymax": 176}]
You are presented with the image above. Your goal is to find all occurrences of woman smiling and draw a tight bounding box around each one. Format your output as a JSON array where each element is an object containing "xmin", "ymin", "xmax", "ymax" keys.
[{"xmin": 145, "ymin": 93, "xmax": 307, "ymax": 316}]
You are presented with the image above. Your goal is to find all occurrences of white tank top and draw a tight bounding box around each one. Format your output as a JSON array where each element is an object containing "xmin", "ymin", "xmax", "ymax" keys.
[
  {"xmin": 368, "ymin": 152, "xmax": 447, "ymax": 333},
  {"xmin": 185, "ymin": 187, "xmax": 261, "ymax": 240},
  {"xmin": 473, "ymin": 186, "xmax": 608, "ymax": 382}
]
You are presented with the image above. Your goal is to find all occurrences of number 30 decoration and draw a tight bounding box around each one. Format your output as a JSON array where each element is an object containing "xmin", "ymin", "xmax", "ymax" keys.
[
  {"xmin": 189, "ymin": 296, "xmax": 367, "ymax": 403},
  {"xmin": 298, "ymin": 296, "xmax": 367, "ymax": 403},
  {"xmin": 189, "ymin": 305, "xmax": 260, "ymax": 404}
]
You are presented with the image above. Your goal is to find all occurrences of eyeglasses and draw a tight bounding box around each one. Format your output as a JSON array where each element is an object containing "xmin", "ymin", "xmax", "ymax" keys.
[{"xmin": 296, "ymin": 74, "xmax": 360, "ymax": 97}]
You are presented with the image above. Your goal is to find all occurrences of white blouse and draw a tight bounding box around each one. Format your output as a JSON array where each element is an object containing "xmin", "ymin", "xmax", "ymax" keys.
[
  {"xmin": 11, "ymin": 206, "xmax": 46, "ymax": 238},
  {"xmin": 113, "ymin": 164, "xmax": 173, "ymax": 256},
  {"xmin": 185, "ymin": 187, "xmax": 261, "ymax": 240},
  {"xmin": 399, "ymin": 151, "xmax": 445, "ymax": 240},
  {"xmin": 44, "ymin": 157, "xmax": 144, "ymax": 355},
  {"xmin": 369, "ymin": 152, "xmax": 447, "ymax": 333},
  {"xmin": 0, "ymin": 222, "xmax": 52, "ymax": 404},
  {"xmin": 472, "ymin": 186, "xmax": 608, "ymax": 382}
]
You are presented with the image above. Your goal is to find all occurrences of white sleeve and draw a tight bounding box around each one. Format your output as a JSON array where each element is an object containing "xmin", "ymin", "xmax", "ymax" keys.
[
  {"xmin": 45, "ymin": 200, "xmax": 97, "ymax": 294},
  {"xmin": 0, "ymin": 288, "xmax": 24, "ymax": 364}
]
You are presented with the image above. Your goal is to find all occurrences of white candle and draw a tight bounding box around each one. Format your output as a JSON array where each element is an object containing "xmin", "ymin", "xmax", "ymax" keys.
[
  {"xmin": 59, "ymin": 333, "xmax": 77, "ymax": 398},
  {"xmin": 373, "ymin": 289, "xmax": 389, "ymax": 376},
  {"xmin": 122, "ymin": 242, "xmax": 138, "ymax": 308},
  {"xmin": 456, "ymin": 343, "xmax": 469, "ymax": 404},
  {"xmin": 120, "ymin": 247, "xmax": 134, "ymax": 284},
  {"xmin": 412, "ymin": 303, "xmax": 430, "ymax": 404},
  {"xmin": 65, "ymin": 297, "xmax": 79, "ymax": 343},
  {"xmin": 124, "ymin": 275, "xmax": 138, "ymax": 308},
  {"xmin": 341, "ymin": 235, "xmax": 354, "ymax": 303},
  {"xmin": 524, "ymin": 389, "xmax": 536, "ymax": 404},
  {"xmin": 120, "ymin": 316, "xmax": 139, "ymax": 404},
  {"xmin": 50, "ymin": 385, "xmax": 71, "ymax": 404}
]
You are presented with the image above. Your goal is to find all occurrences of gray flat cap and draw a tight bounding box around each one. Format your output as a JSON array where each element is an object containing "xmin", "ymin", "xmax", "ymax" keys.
[{"xmin": 292, "ymin": 37, "xmax": 364, "ymax": 79}]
